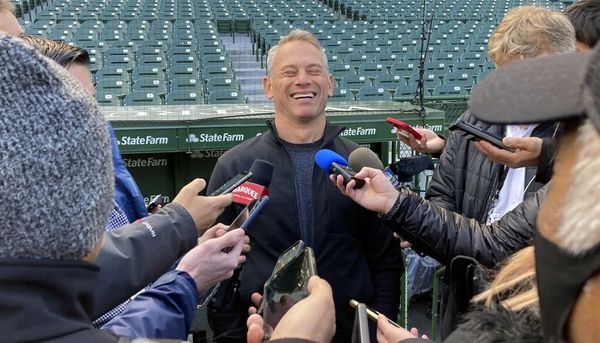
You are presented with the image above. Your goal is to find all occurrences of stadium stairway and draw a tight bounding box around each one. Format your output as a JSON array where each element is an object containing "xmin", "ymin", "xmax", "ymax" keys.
[{"xmin": 221, "ymin": 33, "xmax": 269, "ymax": 104}]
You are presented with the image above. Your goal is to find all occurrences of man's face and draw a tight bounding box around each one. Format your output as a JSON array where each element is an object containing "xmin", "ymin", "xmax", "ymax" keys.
[
  {"xmin": 262, "ymin": 40, "xmax": 333, "ymax": 124},
  {"xmin": 0, "ymin": 9, "xmax": 23, "ymax": 36},
  {"xmin": 66, "ymin": 63, "xmax": 95, "ymax": 95}
]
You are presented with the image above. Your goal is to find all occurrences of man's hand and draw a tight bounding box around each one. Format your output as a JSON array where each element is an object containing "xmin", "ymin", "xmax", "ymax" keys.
[
  {"xmin": 377, "ymin": 314, "xmax": 429, "ymax": 342},
  {"xmin": 473, "ymin": 137, "xmax": 542, "ymax": 168},
  {"xmin": 172, "ymin": 178, "xmax": 233, "ymax": 234},
  {"xmin": 198, "ymin": 224, "xmax": 251, "ymax": 267},
  {"xmin": 397, "ymin": 128, "xmax": 445, "ymax": 154},
  {"xmin": 246, "ymin": 276, "xmax": 336, "ymax": 343},
  {"xmin": 176, "ymin": 228, "xmax": 244, "ymax": 292},
  {"xmin": 330, "ymin": 167, "xmax": 399, "ymax": 214}
]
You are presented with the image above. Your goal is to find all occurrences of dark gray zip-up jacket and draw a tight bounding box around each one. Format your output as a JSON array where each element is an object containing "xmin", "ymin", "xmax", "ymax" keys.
[{"xmin": 206, "ymin": 119, "xmax": 403, "ymax": 342}]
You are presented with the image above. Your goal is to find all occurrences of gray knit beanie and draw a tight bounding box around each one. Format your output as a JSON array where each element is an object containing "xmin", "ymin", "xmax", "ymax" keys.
[{"xmin": 0, "ymin": 33, "xmax": 114, "ymax": 260}]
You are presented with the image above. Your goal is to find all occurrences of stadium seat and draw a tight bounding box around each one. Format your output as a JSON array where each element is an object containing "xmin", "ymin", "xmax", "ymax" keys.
[
  {"xmin": 132, "ymin": 67, "xmax": 166, "ymax": 82},
  {"xmin": 205, "ymin": 77, "xmax": 240, "ymax": 92},
  {"xmin": 207, "ymin": 90, "xmax": 246, "ymax": 104},
  {"xmin": 433, "ymin": 84, "xmax": 468, "ymax": 96},
  {"xmin": 374, "ymin": 74, "xmax": 405, "ymax": 92},
  {"xmin": 356, "ymin": 86, "xmax": 393, "ymax": 101},
  {"xmin": 95, "ymin": 91, "xmax": 121, "ymax": 106},
  {"xmin": 393, "ymin": 85, "xmax": 417, "ymax": 99},
  {"xmin": 95, "ymin": 79, "xmax": 129, "ymax": 99},
  {"xmin": 357, "ymin": 62, "xmax": 386, "ymax": 81},
  {"xmin": 133, "ymin": 77, "xmax": 168, "ymax": 97},
  {"xmin": 165, "ymin": 89, "xmax": 205, "ymax": 105},
  {"xmin": 330, "ymin": 87, "xmax": 354, "ymax": 102},
  {"xmin": 123, "ymin": 91, "xmax": 163, "ymax": 106},
  {"xmin": 340, "ymin": 74, "xmax": 371, "ymax": 91}
]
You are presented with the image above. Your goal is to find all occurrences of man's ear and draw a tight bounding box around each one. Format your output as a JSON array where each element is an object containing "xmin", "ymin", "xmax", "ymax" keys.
[{"xmin": 263, "ymin": 76, "xmax": 273, "ymax": 99}]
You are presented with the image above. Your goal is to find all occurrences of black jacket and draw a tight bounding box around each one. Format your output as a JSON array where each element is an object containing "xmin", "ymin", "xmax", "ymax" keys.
[
  {"xmin": 383, "ymin": 184, "xmax": 547, "ymax": 268},
  {"xmin": 0, "ymin": 259, "xmax": 120, "ymax": 343},
  {"xmin": 206, "ymin": 120, "xmax": 403, "ymax": 341},
  {"xmin": 426, "ymin": 110, "xmax": 556, "ymax": 222},
  {"xmin": 0, "ymin": 258, "xmax": 188, "ymax": 343}
]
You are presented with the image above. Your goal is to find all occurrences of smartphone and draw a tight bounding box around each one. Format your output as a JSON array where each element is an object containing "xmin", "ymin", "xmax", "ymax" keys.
[
  {"xmin": 349, "ymin": 299, "xmax": 401, "ymax": 328},
  {"xmin": 449, "ymin": 121, "xmax": 514, "ymax": 151},
  {"xmin": 258, "ymin": 241, "xmax": 317, "ymax": 340},
  {"xmin": 147, "ymin": 194, "xmax": 163, "ymax": 212},
  {"xmin": 386, "ymin": 117, "xmax": 423, "ymax": 140},
  {"xmin": 228, "ymin": 195, "xmax": 269, "ymax": 232},
  {"xmin": 209, "ymin": 171, "xmax": 253, "ymax": 196}
]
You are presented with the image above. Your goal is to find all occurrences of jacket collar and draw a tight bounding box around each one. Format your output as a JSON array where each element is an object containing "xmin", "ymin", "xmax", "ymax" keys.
[
  {"xmin": 0, "ymin": 258, "xmax": 106, "ymax": 342},
  {"xmin": 265, "ymin": 118, "xmax": 345, "ymax": 148}
]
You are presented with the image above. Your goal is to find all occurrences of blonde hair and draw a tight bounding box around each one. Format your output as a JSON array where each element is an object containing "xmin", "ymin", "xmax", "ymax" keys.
[
  {"xmin": 556, "ymin": 120, "xmax": 600, "ymax": 254},
  {"xmin": 0, "ymin": 0, "xmax": 15, "ymax": 13},
  {"xmin": 473, "ymin": 246, "xmax": 538, "ymax": 312},
  {"xmin": 488, "ymin": 6, "xmax": 576, "ymax": 63},
  {"xmin": 266, "ymin": 29, "xmax": 328, "ymax": 78}
]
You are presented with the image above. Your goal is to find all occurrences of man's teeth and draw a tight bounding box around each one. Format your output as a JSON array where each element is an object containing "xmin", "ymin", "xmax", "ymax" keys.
[{"xmin": 293, "ymin": 93, "xmax": 315, "ymax": 99}]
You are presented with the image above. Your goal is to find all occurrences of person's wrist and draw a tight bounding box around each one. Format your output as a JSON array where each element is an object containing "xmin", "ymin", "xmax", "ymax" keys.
[{"xmin": 378, "ymin": 191, "xmax": 401, "ymax": 219}]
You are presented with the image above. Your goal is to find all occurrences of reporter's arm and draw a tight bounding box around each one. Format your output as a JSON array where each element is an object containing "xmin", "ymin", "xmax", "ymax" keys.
[
  {"xmin": 93, "ymin": 203, "xmax": 198, "ymax": 318},
  {"xmin": 101, "ymin": 270, "xmax": 198, "ymax": 339},
  {"xmin": 380, "ymin": 185, "xmax": 546, "ymax": 267}
]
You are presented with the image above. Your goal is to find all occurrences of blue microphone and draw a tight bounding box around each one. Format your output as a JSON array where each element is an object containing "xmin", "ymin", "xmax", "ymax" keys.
[{"xmin": 315, "ymin": 149, "xmax": 365, "ymax": 189}]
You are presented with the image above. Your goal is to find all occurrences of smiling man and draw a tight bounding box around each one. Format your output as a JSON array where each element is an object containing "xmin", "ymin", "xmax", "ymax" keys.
[{"xmin": 206, "ymin": 29, "xmax": 403, "ymax": 342}]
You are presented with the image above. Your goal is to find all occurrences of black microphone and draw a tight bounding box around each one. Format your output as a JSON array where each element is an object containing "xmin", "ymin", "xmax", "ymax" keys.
[
  {"xmin": 348, "ymin": 147, "xmax": 401, "ymax": 188},
  {"xmin": 232, "ymin": 159, "xmax": 273, "ymax": 205}
]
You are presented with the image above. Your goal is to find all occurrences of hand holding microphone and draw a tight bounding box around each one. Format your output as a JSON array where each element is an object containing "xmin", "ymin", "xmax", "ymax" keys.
[
  {"xmin": 330, "ymin": 147, "xmax": 400, "ymax": 215},
  {"xmin": 314, "ymin": 149, "xmax": 365, "ymax": 189}
]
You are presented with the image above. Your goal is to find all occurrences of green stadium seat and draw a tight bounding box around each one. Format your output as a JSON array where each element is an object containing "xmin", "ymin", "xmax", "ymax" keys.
[
  {"xmin": 356, "ymin": 86, "xmax": 392, "ymax": 101},
  {"xmin": 123, "ymin": 91, "xmax": 163, "ymax": 106},
  {"xmin": 433, "ymin": 84, "xmax": 468, "ymax": 96},
  {"xmin": 330, "ymin": 87, "xmax": 354, "ymax": 101},
  {"xmin": 96, "ymin": 67, "xmax": 130, "ymax": 84},
  {"xmin": 202, "ymin": 65, "xmax": 235, "ymax": 81},
  {"xmin": 205, "ymin": 77, "xmax": 240, "ymax": 92},
  {"xmin": 357, "ymin": 62, "xmax": 386, "ymax": 81},
  {"xmin": 105, "ymin": 55, "xmax": 135, "ymax": 71},
  {"xmin": 170, "ymin": 77, "xmax": 204, "ymax": 92},
  {"xmin": 95, "ymin": 79, "xmax": 128, "ymax": 99},
  {"xmin": 393, "ymin": 85, "xmax": 417, "ymax": 99},
  {"xmin": 133, "ymin": 77, "xmax": 168, "ymax": 97},
  {"xmin": 132, "ymin": 67, "xmax": 166, "ymax": 82},
  {"xmin": 207, "ymin": 90, "xmax": 246, "ymax": 104},
  {"xmin": 95, "ymin": 91, "xmax": 121, "ymax": 106},
  {"xmin": 374, "ymin": 74, "xmax": 405, "ymax": 91},
  {"xmin": 340, "ymin": 74, "xmax": 370, "ymax": 91},
  {"xmin": 444, "ymin": 71, "xmax": 476, "ymax": 85},
  {"xmin": 138, "ymin": 55, "xmax": 169, "ymax": 70}
]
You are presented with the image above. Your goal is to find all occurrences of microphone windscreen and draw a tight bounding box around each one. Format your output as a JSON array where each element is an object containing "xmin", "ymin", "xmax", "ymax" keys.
[
  {"xmin": 248, "ymin": 159, "xmax": 274, "ymax": 187},
  {"xmin": 349, "ymin": 147, "xmax": 384, "ymax": 171},
  {"xmin": 314, "ymin": 149, "xmax": 348, "ymax": 172}
]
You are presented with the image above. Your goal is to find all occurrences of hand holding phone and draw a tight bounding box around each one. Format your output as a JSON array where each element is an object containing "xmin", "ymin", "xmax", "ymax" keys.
[
  {"xmin": 349, "ymin": 299, "xmax": 401, "ymax": 328},
  {"xmin": 147, "ymin": 194, "xmax": 163, "ymax": 212},
  {"xmin": 449, "ymin": 121, "xmax": 515, "ymax": 152},
  {"xmin": 386, "ymin": 117, "xmax": 423, "ymax": 140}
]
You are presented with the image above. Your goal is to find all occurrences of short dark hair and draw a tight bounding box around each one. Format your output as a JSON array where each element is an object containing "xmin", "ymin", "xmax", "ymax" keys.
[
  {"xmin": 565, "ymin": 0, "xmax": 600, "ymax": 48},
  {"xmin": 21, "ymin": 35, "xmax": 90, "ymax": 67}
]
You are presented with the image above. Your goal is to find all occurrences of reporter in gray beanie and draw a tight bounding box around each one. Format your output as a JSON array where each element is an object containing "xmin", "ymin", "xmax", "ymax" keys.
[{"xmin": 0, "ymin": 33, "xmax": 113, "ymax": 260}]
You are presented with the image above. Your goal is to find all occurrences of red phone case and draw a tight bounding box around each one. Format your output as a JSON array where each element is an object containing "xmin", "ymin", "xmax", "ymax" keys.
[{"xmin": 386, "ymin": 117, "xmax": 423, "ymax": 140}]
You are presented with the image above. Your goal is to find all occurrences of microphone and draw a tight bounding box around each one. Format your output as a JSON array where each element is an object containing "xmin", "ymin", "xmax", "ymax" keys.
[
  {"xmin": 232, "ymin": 159, "xmax": 273, "ymax": 205},
  {"xmin": 314, "ymin": 149, "xmax": 365, "ymax": 189},
  {"xmin": 348, "ymin": 147, "xmax": 401, "ymax": 188}
]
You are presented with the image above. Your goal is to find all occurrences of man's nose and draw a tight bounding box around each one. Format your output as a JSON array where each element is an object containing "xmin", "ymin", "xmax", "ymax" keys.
[{"xmin": 295, "ymin": 70, "xmax": 312, "ymax": 85}]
